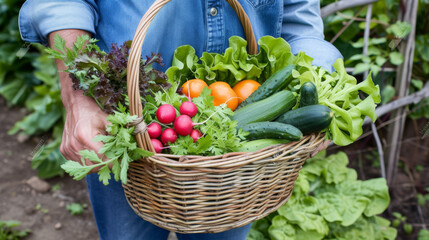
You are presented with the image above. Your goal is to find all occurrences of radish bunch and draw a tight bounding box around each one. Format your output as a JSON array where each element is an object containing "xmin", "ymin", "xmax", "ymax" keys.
[{"xmin": 148, "ymin": 101, "xmax": 203, "ymax": 153}]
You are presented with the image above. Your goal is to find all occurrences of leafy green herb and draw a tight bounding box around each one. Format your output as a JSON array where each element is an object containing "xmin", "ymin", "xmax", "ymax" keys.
[
  {"xmin": 61, "ymin": 109, "xmax": 154, "ymax": 185},
  {"xmin": 248, "ymin": 151, "xmax": 396, "ymax": 240},
  {"xmin": 143, "ymin": 85, "xmax": 247, "ymax": 156},
  {"xmin": 170, "ymin": 88, "xmax": 247, "ymax": 155},
  {"xmin": 46, "ymin": 34, "xmax": 170, "ymax": 113}
]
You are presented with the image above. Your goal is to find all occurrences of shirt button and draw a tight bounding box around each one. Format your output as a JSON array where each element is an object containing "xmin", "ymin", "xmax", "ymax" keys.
[{"xmin": 210, "ymin": 7, "xmax": 218, "ymax": 16}]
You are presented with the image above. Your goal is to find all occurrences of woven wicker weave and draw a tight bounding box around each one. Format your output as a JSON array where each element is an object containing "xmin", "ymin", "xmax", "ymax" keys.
[{"xmin": 124, "ymin": 0, "xmax": 325, "ymax": 234}]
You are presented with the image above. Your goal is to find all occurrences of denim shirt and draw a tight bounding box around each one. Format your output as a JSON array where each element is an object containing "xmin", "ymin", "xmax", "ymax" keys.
[{"xmin": 19, "ymin": 0, "xmax": 342, "ymax": 71}]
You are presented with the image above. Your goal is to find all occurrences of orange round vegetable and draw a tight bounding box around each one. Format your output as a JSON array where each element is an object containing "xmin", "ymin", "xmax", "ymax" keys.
[
  {"xmin": 232, "ymin": 80, "xmax": 261, "ymax": 104},
  {"xmin": 208, "ymin": 82, "xmax": 238, "ymax": 111},
  {"xmin": 182, "ymin": 79, "xmax": 208, "ymax": 99}
]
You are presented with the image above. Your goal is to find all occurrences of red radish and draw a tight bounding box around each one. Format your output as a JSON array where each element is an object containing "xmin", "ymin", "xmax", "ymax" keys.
[
  {"xmin": 151, "ymin": 139, "xmax": 163, "ymax": 153},
  {"xmin": 174, "ymin": 115, "xmax": 193, "ymax": 136},
  {"xmin": 156, "ymin": 104, "xmax": 176, "ymax": 124},
  {"xmin": 179, "ymin": 101, "xmax": 198, "ymax": 117},
  {"xmin": 190, "ymin": 129, "xmax": 203, "ymax": 142},
  {"xmin": 160, "ymin": 128, "xmax": 178, "ymax": 145},
  {"xmin": 147, "ymin": 123, "xmax": 162, "ymax": 138}
]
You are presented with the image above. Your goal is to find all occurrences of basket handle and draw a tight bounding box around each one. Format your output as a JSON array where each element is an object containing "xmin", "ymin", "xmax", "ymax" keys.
[{"xmin": 127, "ymin": 0, "xmax": 257, "ymax": 152}]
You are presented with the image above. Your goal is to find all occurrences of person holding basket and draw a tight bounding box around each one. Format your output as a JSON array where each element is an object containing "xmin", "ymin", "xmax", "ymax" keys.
[{"xmin": 19, "ymin": 0, "xmax": 341, "ymax": 239}]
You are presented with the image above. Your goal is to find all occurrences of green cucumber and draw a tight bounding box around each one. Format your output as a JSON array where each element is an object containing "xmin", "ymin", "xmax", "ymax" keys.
[
  {"xmin": 299, "ymin": 82, "xmax": 318, "ymax": 107},
  {"xmin": 232, "ymin": 90, "xmax": 296, "ymax": 127},
  {"xmin": 238, "ymin": 139, "xmax": 290, "ymax": 152},
  {"xmin": 276, "ymin": 105, "xmax": 333, "ymax": 135},
  {"xmin": 239, "ymin": 65, "xmax": 295, "ymax": 107},
  {"xmin": 241, "ymin": 122, "xmax": 303, "ymax": 141}
]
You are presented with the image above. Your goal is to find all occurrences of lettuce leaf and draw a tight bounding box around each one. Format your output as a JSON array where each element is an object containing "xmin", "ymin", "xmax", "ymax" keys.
[
  {"xmin": 292, "ymin": 59, "xmax": 381, "ymax": 146},
  {"xmin": 166, "ymin": 36, "xmax": 267, "ymax": 86},
  {"xmin": 249, "ymin": 151, "xmax": 396, "ymax": 240},
  {"xmin": 167, "ymin": 36, "xmax": 380, "ymax": 146}
]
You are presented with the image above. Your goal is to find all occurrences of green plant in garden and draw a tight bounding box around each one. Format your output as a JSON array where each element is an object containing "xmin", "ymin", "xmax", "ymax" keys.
[
  {"xmin": 391, "ymin": 212, "xmax": 413, "ymax": 235},
  {"xmin": 66, "ymin": 203, "xmax": 87, "ymax": 216},
  {"xmin": 0, "ymin": 0, "xmax": 66, "ymax": 179},
  {"xmin": 7, "ymin": 48, "xmax": 66, "ymax": 179},
  {"xmin": 0, "ymin": 220, "xmax": 30, "ymax": 240},
  {"xmin": 0, "ymin": 0, "xmax": 40, "ymax": 105},
  {"xmin": 419, "ymin": 229, "xmax": 429, "ymax": 240},
  {"xmin": 322, "ymin": 0, "xmax": 429, "ymax": 117},
  {"xmin": 416, "ymin": 188, "xmax": 429, "ymax": 206},
  {"xmin": 247, "ymin": 151, "xmax": 397, "ymax": 240}
]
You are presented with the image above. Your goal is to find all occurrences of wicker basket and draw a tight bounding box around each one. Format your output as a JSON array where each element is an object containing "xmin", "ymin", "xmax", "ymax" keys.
[{"xmin": 124, "ymin": 0, "xmax": 326, "ymax": 234}]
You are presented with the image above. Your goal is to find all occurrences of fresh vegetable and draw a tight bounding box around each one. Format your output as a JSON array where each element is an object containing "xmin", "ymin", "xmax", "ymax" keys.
[
  {"xmin": 190, "ymin": 129, "xmax": 203, "ymax": 142},
  {"xmin": 241, "ymin": 122, "xmax": 303, "ymax": 141},
  {"xmin": 61, "ymin": 108, "xmax": 154, "ymax": 185},
  {"xmin": 208, "ymin": 81, "xmax": 238, "ymax": 111},
  {"xmin": 173, "ymin": 115, "xmax": 194, "ymax": 136},
  {"xmin": 179, "ymin": 101, "xmax": 198, "ymax": 117},
  {"xmin": 232, "ymin": 90, "xmax": 296, "ymax": 127},
  {"xmin": 46, "ymin": 34, "xmax": 170, "ymax": 113},
  {"xmin": 152, "ymin": 87, "xmax": 248, "ymax": 156},
  {"xmin": 239, "ymin": 65, "xmax": 295, "ymax": 107},
  {"xmin": 160, "ymin": 128, "xmax": 178, "ymax": 145},
  {"xmin": 232, "ymin": 80, "xmax": 261, "ymax": 104},
  {"xmin": 181, "ymin": 79, "xmax": 208, "ymax": 99},
  {"xmin": 166, "ymin": 36, "xmax": 266, "ymax": 86},
  {"xmin": 276, "ymin": 105, "xmax": 333, "ymax": 135},
  {"xmin": 299, "ymin": 81, "xmax": 318, "ymax": 107},
  {"xmin": 291, "ymin": 59, "xmax": 381, "ymax": 145},
  {"xmin": 156, "ymin": 104, "xmax": 177, "ymax": 124},
  {"xmin": 147, "ymin": 123, "xmax": 162, "ymax": 138},
  {"xmin": 167, "ymin": 36, "xmax": 380, "ymax": 146},
  {"xmin": 238, "ymin": 139, "xmax": 290, "ymax": 152},
  {"xmin": 151, "ymin": 139, "xmax": 163, "ymax": 153}
]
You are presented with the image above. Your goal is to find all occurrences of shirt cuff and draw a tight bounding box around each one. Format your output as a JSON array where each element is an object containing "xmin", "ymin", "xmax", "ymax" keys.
[
  {"xmin": 19, "ymin": 0, "xmax": 98, "ymax": 45},
  {"xmin": 288, "ymin": 37, "xmax": 343, "ymax": 72}
]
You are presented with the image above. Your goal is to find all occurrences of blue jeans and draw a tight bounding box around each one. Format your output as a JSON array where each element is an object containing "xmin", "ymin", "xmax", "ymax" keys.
[{"xmin": 86, "ymin": 174, "xmax": 252, "ymax": 240}]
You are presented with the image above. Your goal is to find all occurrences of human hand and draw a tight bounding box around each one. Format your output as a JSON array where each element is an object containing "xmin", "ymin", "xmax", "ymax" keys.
[
  {"xmin": 48, "ymin": 30, "xmax": 109, "ymax": 172},
  {"xmin": 60, "ymin": 92, "xmax": 109, "ymax": 173}
]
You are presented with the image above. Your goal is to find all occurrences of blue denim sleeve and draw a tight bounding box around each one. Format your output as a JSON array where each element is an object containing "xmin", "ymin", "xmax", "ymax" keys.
[
  {"xmin": 282, "ymin": 0, "xmax": 342, "ymax": 71},
  {"xmin": 18, "ymin": 0, "xmax": 99, "ymax": 45}
]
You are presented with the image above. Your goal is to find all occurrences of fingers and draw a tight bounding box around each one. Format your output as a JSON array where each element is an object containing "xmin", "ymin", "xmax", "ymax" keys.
[
  {"xmin": 74, "ymin": 119, "xmax": 109, "ymax": 173},
  {"xmin": 60, "ymin": 113, "xmax": 109, "ymax": 174},
  {"xmin": 60, "ymin": 126, "xmax": 84, "ymax": 162}
]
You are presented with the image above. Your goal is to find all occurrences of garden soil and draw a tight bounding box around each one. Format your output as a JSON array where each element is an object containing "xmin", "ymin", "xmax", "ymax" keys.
[
  {"xmin": 0, "ymin": 97, "xmax": 99, "ymax": 240},
  {"xmin": 0, "ymin": 97, "xmax": 180, "ymax": 240}
]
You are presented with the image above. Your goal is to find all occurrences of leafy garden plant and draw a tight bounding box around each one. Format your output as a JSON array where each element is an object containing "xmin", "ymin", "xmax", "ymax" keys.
[
  {"xmin": 0, "ymin": 220, "xmax": 31, "ymax": 240},
  {"xmin": 0, "ymin": 0, "xmax": 67, "ymax": 179},
  {"xmin": 247, "ymin": 151, "xmax": 397, "ymax": 240}
]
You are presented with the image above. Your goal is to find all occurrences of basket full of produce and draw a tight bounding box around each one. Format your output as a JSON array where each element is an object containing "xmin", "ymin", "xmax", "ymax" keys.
[{"xmin": 47, "ymin": 0, "xmax": 381, "ymax": 234}]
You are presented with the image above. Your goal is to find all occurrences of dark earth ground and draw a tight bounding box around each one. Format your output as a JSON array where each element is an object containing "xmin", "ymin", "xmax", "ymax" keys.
[
  {"xmin": 1, "ymin": 95, "xmax": 428, "ymax": 240},
  {"xmin": 0, "ymin": 96, "xmax": 98, "ymax": 240}
]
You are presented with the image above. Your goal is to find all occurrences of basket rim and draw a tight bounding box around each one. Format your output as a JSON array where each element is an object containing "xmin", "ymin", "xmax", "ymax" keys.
[{"xmin": 135, "ymin": 132, "xmax": 325, "ymax": 168}]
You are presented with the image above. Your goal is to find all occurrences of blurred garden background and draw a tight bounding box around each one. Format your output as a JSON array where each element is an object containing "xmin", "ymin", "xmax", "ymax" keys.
[{"xmin": 0, "ymin": 0, "xmax": 428, "ymax": 239}]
